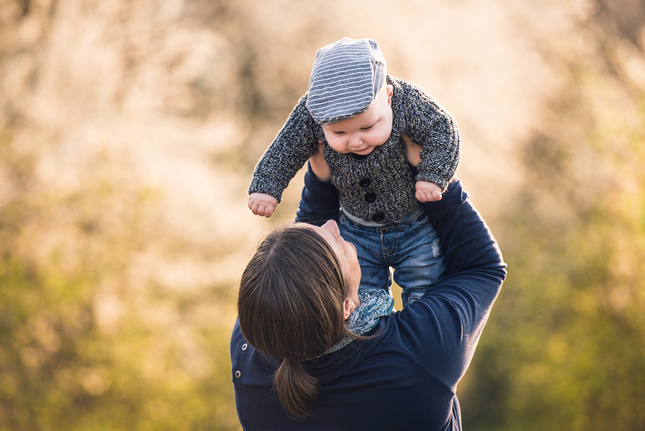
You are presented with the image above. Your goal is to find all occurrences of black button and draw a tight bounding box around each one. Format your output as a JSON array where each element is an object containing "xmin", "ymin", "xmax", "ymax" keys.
[
  {"xmin": 372, "ymin": 213, "xmax": 385, "ymax": 222},
  {"xmin": 359, "ymin": 178, "xmax": 371, "ymax": 187},
  {"xmin": 364, "ymin": 192, "xmax": 377, "ymax": 202}
]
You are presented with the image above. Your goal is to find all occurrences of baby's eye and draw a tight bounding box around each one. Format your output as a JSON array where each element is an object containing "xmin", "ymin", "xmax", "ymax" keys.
[
  {"xmin": 361, "ymin": 125, "xmax": 374, "ymax": 131},
  {"xmin": 334, "ymin": 131, "xmax": 346, "ymax": 135}
]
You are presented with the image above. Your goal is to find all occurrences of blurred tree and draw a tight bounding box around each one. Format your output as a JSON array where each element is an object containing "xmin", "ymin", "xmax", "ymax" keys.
[
  {"xmin": 461, "ymin": 1, "xmax": 645, "ymax": 430},
  {"xmin": 8, "ymin": 0, "xmax": 644, "ymax": 429},
  {"xmin": 0, "ymin": 131, "xmax": 241, "ymax": 430},
  {"xmin": 1, "ymin": 1, "xmax": 243, "ymax": 430}
]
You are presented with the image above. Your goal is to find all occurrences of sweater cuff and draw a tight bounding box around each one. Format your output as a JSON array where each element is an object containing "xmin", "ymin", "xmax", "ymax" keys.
[{"xmin": 248, "ymin": 176, "xmax": 284, "ymax": 203}]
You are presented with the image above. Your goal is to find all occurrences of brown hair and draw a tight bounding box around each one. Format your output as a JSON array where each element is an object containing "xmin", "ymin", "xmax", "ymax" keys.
[{"xmin": 238, "ymin": 225, "xmax": 351, "ymax": 417}]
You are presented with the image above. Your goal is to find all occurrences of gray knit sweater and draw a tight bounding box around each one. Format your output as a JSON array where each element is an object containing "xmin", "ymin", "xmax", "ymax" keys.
[{"xmin": 248, "ymin": 75, "xmax": 460, "ymax": 224}]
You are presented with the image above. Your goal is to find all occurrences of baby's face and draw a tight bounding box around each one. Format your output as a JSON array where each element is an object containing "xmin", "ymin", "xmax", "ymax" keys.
[{"xmin": 322, "ymin": 85, "xmax": 393, "ymax": 156}]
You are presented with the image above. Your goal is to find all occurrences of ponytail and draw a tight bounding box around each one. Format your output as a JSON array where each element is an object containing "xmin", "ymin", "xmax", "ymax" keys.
[
  {"xmin": 238, "ymin": 225, "xmax": 351, "ymax": 417},
  {"xmin": 274, "ymin": 357, "xmax": 319, "ymax": 418}
]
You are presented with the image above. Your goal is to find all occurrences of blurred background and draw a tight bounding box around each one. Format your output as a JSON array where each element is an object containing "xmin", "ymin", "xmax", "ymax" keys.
[{"xmin": 1, "ymin": 0, "xmax": 644, "ymax": 430}]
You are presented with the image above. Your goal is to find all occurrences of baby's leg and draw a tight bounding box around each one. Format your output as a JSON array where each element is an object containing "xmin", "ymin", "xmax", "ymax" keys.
[
  {"xmin": 390, "ymin": 214, "xmax": 445, "ymax": 307},
  {"xmin": 338, "ymin": 213, "xmax": 392, "ymax": 294}
]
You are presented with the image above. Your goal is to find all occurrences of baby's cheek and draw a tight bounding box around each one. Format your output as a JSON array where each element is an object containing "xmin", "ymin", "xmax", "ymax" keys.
[
  {"xmin": 326, "ymin": 138, "xmax": 347, "ymax": 153},
  {"xmin": 368, "ymin": 129, "xmax": 390, "ymax": 147}
]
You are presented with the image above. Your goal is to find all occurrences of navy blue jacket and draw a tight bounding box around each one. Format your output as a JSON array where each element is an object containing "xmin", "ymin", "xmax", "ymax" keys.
[{"xmin": 231, "ymin": 168, "xmax": 506, "ymax": 430}]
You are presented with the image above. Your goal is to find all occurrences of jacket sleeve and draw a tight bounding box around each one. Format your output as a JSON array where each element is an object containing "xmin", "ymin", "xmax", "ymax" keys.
[
  {"xmin": 294, "ymin": 163, "xmax": 340, "ymax": 226},
  {"xmin": 248, "ymin": 95, "xmax": 320, "ymax": 203},
  {"xmin": 399, "ymin": 179, "xmax": 506, "ymax": 390},
  {"xmin": 398, "ymin": 79, "xmax": 461, "ymax": 191}
]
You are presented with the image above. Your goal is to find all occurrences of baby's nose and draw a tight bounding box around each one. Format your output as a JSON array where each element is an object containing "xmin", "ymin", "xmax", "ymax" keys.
[{"xmin": 348, "ymin": 136, "xmax": 362, "ymax": 148}]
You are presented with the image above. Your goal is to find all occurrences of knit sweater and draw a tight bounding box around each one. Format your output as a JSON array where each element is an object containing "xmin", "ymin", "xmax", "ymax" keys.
[
  {"xmin": 248, "ymin": 75, "xmax": 460, "ymax": 225},
  {"xmin": 232, "ymin": 176, "xmax": 507, "ymax": 430}
]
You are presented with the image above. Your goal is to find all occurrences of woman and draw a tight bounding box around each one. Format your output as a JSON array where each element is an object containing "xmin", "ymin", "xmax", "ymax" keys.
[{"xmin": 231, "ymin": 166, "xmax": 506, "ymax": 430}]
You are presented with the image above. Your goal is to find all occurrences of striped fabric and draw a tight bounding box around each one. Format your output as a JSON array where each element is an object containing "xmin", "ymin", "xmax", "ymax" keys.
[{"xmin": 306, "ymin": 38, "xmax": 387, "ymax": 125}]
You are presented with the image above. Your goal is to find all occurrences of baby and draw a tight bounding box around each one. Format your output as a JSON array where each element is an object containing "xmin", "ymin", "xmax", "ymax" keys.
[{"xmin": 248, "ymin": 37, "xmax": 460, "ymax": 305}]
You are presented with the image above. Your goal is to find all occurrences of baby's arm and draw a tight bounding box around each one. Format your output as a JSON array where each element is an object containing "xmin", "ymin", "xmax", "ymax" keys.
[
  {"xmin": 403, "ymin": 133, "xmax": 443, "ymax": 202},
  {"xmin": 249, "ymin": 138, "xmax": 324, "ymax": 218},
  {"xmin": 248, "ymin": 96, "xmax": 319, "ymax": 217},
  {"xmin": 248, "ymin": 193, "xmax": 278, "ymax": 218},
  {"xmin": 398, "ymin": 79, "xmax": 460, "ymax": 192}
]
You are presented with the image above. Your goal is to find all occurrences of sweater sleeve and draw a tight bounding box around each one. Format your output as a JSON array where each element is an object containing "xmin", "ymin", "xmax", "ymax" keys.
[
  {"xmin": 398, "ymin": 179, "xmax": 506, "ymax": 390},
  {"xmin": 248, "ymin": 95, "xmax": 320, "ymax": 203},
  {"xmin": 397, "ymin": 79, "xmax": 461, "ymax": 191}
]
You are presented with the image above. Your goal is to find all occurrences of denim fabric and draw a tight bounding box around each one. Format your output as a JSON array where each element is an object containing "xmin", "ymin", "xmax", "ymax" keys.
[{"xmin": 338, "ymin": 209, "xmax": 445, "ymax": 307}]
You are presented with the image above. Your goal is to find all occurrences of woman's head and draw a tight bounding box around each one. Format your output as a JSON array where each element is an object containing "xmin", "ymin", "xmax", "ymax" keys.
[
  {"xmin": 238, "ymin": 220, "xmax": 359, "ymax": 360},
  {"xmin": 237, "ymin": 220, "xmax": 360, "ymax": 417}
]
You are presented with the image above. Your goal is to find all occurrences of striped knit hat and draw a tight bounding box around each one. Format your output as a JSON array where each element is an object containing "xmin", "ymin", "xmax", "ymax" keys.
[{"xmin": 306, "ymin": 37, "xmax": 387, "ymax": 125}]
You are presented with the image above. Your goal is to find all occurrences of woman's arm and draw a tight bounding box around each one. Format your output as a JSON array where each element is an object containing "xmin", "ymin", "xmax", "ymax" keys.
[
  {"xmin": 295, "ymin": 170, "xmax": 505, "ymax": 388},
  {"xmin": 295, "ymin": 170, "xmax": 504, "ymax": 290},
  {"xmin": 402, "ymin": 180, "xmax": 506, "ymax": 389},
  {"xmin": 422, "ymin": 180, "xmax": 505, "ymax": 279},
  {"xmin": 294, "ymin": 163, "xmax": 340, "ymax": 226}
]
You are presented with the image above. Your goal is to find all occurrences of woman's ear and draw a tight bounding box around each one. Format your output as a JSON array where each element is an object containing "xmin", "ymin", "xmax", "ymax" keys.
[{"xmin": 343, "ymin": 298, "xmax": 356, "ymax": 320}]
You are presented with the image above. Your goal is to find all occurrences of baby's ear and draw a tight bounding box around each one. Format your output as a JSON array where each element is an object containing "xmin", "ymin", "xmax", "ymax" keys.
[{"xmin": 386, "ymin": 84, "xmax": 394, "ymax": 104}]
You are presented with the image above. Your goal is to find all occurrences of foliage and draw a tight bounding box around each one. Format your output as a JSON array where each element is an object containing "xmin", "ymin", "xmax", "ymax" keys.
[
  {"xmin": 0, "ymin": 2, "xmax": 242, "ymax": 429},
  {"xmin": 461, "ymin": 2, "xmax": 645, "ymax": 429},
  {"xmin": 0, "ymin": 133, "xmax": 240, "ymax": 430},
  {"xmin": 2, "ymin": 0, "xmax": 645, "ymax": 430}
]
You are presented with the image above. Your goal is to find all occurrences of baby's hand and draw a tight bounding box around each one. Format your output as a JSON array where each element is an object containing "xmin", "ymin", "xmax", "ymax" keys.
[
  {"xmin": 415, "ymin": 180, "xmax": 443, "ymax": 202},
  {"xmin": 309, "ymin": 140, "xmax": 330, "ymax": 182},
  {"xmin": 248, "ymin": 193, "xmax": 278, "ymax": 217}
]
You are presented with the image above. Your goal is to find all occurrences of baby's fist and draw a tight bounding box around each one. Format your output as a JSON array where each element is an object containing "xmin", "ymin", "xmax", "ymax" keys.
[
  {"xmin": 415, "ymin": 181, "xmax": 443, "ymax": 202},
  {"xmin": 248, "ymin": 193, "xmax": 278, "ymax": 217}
]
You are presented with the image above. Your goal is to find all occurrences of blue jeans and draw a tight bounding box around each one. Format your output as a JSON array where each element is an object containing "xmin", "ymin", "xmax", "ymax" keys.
[{"xmin": 338, "ymin": 209, "xmax": 445, "ymax": 307}]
